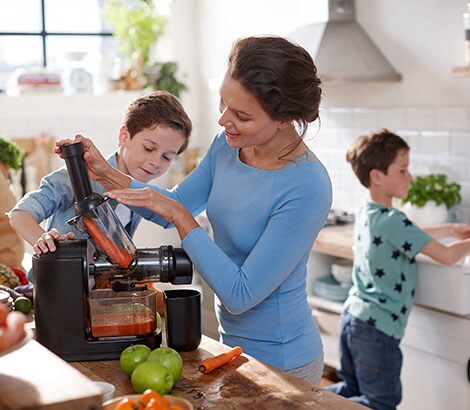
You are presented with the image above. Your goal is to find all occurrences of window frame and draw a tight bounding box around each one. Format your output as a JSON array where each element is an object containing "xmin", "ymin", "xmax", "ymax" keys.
[{"xmin": 0, "ymin": 0, "xmax": 113, "ymax": 68}]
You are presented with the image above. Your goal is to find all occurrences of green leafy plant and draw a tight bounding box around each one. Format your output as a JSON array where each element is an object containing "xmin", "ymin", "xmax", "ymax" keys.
[
  {"xmin": 146, "ymin": 61, "xmax": 188, "ymax": 98},
  {"xmin": 0, "ymin": 138, "xmax": 25, "ymax": 171},
  {"xmin": 402, "ymin": 174, "xmax": 461, "ymax": 209},
  {"xmin": 104, "ymin": 0, "xmax": 167, "ymax": 65}
]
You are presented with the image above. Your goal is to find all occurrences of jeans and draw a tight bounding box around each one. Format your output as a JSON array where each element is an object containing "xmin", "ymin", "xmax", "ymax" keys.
[{"xmin": 326, "ymin": 311, "xmax": 402, "ymax": 410}]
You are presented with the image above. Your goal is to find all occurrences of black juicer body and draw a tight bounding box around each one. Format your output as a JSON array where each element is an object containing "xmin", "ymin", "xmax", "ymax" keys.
[{"xmin": 33, "ymin": 142, "xmax": 193, "ymax": 361}]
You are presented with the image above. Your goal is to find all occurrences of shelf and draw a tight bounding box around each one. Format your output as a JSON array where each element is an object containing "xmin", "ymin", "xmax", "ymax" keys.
[
  {"xmin": 307, "ymin": 295, "xmax": 343, "ymax": 314},
  {"xmin": 452, "ymin": 65, "xmax": 470, "ymax": 78}
]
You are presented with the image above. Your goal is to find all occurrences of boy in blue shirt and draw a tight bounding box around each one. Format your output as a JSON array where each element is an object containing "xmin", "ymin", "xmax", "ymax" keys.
[
  {"xmin": 326, "ymin": 129, "xmax": 470, "ymax": 410},
  {"xmin": 9, "ymin": 91, "xmax": 192, "ymax": 279}
]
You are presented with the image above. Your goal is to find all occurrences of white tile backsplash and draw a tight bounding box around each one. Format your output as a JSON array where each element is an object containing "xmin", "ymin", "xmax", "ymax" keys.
[
  {"xmin": 434, "ymin": 108, "xmax": 467, "ymax": 131},
  {"xmin": 1, "ymin": 95, "xmax": 469, "ymax": 224},
  {"xmin": 316, "ymin": 106, "xmax": 470, "ymax": 223},
  {"xmin": 405, "ymin": 108, "xmax": 435, "ymax": 130}
]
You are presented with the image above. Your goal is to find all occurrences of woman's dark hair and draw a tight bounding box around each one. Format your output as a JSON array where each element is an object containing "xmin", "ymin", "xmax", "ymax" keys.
[
  {"xmin": 227, "ymin": 35, "xmax": 322, "ymax": 139},
  {"xmin": 346, "ymin": 129, "xmax": 410, "ymax": 188},
  {"xmin": 124, "ymin": 91, "xmax": 192, "ymax": 154}
]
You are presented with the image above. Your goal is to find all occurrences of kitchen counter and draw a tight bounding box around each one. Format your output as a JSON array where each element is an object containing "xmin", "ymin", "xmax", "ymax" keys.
[
  {"xmin": 313, "ymin": 223, "xmax": 354, "ymax": 259},
  {"xmin": 71, "ymin": 335, "xmax": 366, "ymax": 410},
  {"xmin": 311, "ymin": 223, "xmax": 470, "ymax": 316}
]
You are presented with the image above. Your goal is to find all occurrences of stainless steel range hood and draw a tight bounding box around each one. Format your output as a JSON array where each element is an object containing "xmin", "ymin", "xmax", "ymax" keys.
[{"xmin": 289, "ymin": 0, "xmax": 401, "ymax": 84}]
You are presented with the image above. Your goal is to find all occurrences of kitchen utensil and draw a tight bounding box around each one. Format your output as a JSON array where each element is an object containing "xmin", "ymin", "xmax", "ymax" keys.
[
  {"xmin": 164, "ymin": 289, "xmax": 201, "ymax": 351},
  {"xmin": 32, "ymin": 142, "xmax": 193, "ymax": 361},
  {"xmin": 330, "ymin": 258, "xmax": 353, "ymax": 285},
  {"xmin": 92, "ymin": 381, "xmax": 115, "ymax": 402},
  {"xmin": 313, "ymin": 275, "xmax": 351, "ymax": 302}
]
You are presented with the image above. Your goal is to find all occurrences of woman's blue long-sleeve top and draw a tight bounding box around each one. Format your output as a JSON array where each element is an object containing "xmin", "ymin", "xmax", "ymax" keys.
[{"xmin": 130, "ymin": 131, "xmax": 332, "ymax": 370}]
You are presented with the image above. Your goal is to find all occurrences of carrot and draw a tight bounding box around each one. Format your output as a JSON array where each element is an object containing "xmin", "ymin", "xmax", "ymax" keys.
[
  {"xmin": 82, "ymin": 217, "xmax": 133, "ymax": 268},
  {"xmin": 198, "ymin": 346, "xmax": 243, "ymax": 374}
]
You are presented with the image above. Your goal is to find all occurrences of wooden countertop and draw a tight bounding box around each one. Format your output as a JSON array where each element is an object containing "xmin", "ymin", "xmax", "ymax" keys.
[
  {"xmin": 313, "ymin": 224, "xmax": 354, "ymax": 259},
  {"xmin": 71, "ymin": 335, "xmax": 366, "ymax": 410}
]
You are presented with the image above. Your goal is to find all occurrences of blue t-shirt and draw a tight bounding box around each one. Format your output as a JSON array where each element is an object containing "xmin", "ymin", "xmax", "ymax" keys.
[
  {"xmin": 345, "ymin": 202, "xmax": 432, "ymax": 339},
  {"xmin": 130, "ymin": 130, "xmax": 332, "ymax": 370}
]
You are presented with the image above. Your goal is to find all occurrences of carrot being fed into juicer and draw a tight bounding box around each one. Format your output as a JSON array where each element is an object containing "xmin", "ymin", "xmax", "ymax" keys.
[{"xmin": 82, "ymin": 216, "xmax": 133, "ymax": 269}]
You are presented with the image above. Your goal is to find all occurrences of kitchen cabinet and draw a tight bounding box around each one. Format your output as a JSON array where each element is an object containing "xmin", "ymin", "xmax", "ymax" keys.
[{"xmin": 308, "ymin": 225, "xmax": 470, "ymax": 410}]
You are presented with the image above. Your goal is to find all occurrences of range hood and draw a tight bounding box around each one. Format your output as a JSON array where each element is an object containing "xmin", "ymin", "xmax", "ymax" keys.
[{"xmin": 289, "ymin": 0, "xmax": 401, "ymax": 84}]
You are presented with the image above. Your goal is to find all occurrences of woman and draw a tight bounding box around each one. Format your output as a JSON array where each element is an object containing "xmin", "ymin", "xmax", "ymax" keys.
[{"xmin": 58, "ymin": 35, "xmax": 332, "ymax": 384}]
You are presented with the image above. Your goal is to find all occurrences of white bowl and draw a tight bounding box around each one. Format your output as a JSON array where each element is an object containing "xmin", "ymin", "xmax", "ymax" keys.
[
  {"xmin": 330, "ymin": 258, "xmax": 353, "ymax": 285},
  {"xmin": 92, "ymin": 381, "xmax": 116, "ymax": 402}
]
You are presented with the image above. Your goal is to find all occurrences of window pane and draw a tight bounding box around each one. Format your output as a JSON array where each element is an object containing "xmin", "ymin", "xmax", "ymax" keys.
[
  {"xmin": 0, "ymin": 1, "xmax": 42, "ymax": 32},
  {"xmin": 46, "ymin": 35, "xmax": 118, "ymax": 69},
  {"xmin": 47, "ymin": 35, "xmax": 119, "ymax": 93},
  {"xmin": 0, "ymin": 36, "xmax": 43, "ymax": 92},
  {"xmin": 45, "ymin": 0, "xmax": 108, "ymax": 33}
]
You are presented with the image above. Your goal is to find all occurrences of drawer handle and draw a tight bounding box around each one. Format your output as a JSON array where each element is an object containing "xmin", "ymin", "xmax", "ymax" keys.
[{"xmin": 467, "ymin": 358, "xmax": 470, "ymax": 383}]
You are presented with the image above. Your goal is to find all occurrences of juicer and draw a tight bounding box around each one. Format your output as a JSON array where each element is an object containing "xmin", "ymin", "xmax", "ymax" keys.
[{"xmin": 33, "ymin": 142, "xmax": 193, "ymax": 361}]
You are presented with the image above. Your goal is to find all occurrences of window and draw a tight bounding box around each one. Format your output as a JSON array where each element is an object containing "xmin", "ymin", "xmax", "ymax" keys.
[{"xmin": 0, "ymin": 0, "xmax": 116, "ymax": 93}]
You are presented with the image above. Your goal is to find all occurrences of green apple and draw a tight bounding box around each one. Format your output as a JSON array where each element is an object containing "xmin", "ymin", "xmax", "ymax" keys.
[
  {"xmin": 147, "ymin": 347, "xmax": 183, "ymax": 383},
  {"xmin": 119, "ymin": 344, "xmax": 151, "ymax": 376},
  {"xmin": 131, "ymin": 360, "xmax": 174, "ymax": 394}
]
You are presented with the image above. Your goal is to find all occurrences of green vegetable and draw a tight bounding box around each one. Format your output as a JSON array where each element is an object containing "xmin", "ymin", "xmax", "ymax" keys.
[
  {"xmin": 402, "ymin": 174, "xmax": 461, "ymax": 209},
  {"xmin": 14, "ymin": 296, "xmax": 32, "ymax": 315},
  {"xmin": 0, "ymin": 138, "xmax": 25, "ymax": 171}
]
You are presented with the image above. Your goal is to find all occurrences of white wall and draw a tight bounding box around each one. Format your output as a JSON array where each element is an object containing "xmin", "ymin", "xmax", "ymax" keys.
[
  {"xmin": 170, "ymin": 0, "xmax": 470, "ymax": 221},
  {"xmin": 3, "ymin": 0, "xmax": 470, "ymax": 249}
]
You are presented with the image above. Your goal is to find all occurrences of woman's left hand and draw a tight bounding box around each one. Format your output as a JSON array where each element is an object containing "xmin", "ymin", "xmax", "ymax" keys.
[{"xmin": 105, "ymin": 187, "xmax": 199, "ymax": 239}]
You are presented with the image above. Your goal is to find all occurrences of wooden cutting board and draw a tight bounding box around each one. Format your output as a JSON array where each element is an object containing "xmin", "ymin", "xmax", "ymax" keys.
[{"xmin": 0, "ymin": 339, "xmax": 102, "ymax": 409}]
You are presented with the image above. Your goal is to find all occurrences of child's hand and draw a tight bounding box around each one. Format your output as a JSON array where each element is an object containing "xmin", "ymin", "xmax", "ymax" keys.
[
  {"xmin": 449, "ymin": 223, "xmax": 470, "ymax": 239},
  {"xmin": 33, "ymin": 228, "xmax": 75, "ymax": 255},
  {"xmin": 55, "ymin": 134, "xmax": 109, "ymax": 181}
]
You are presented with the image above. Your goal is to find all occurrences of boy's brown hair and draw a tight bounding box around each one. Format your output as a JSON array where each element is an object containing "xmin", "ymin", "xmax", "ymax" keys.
[
  {"xmin": 124, "ymin": 91, "xmax": 192, "ymax": 154},
  {"xmin": 346, "ymin": 129, "xmax": 409, "ymax": 188}
]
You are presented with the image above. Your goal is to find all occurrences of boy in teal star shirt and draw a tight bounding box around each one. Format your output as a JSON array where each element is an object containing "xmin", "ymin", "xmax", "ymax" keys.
[{"xmin": 326, "ymin": 129, "xmax": 470, "ymax": 410}]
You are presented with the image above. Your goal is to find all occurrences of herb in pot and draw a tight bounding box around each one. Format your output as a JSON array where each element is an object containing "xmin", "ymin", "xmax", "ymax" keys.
[
  {"xmin": 402, "ymin": 174, "xmax": 461, "ymax": 209},
  {"xmin": 0, "ymin": 138, "xmax": 25, "ymax": 171}
]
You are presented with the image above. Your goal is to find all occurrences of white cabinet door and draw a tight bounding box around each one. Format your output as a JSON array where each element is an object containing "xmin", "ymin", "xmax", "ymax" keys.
[{"xmin": 400, "ymin": 344, "xmax": 469, "ymax": 410}]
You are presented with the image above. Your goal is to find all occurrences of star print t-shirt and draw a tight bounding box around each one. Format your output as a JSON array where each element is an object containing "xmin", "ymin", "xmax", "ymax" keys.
[{"xmin": 344, "ymin": 202, "xmax": 432, "ymax": 340}]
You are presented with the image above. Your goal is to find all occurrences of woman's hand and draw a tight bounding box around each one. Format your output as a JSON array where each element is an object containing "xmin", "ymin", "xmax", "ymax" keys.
[
  {"xmin": 33, "ymin": 228, "xmax": 75, "ymax": 255},
  {"xmin": 106, "ymin": 187, "xmax": 177, "ymax": 222},
  {"xmin": 105, "ymin": 187, "xmax": 199, "ymax": 239},
  {"xmin": 55, "ymin": 134, "xmax": 109, "ymax": 181}
]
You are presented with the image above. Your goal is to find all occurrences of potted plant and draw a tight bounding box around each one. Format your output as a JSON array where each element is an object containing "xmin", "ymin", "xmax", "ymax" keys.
[
  {"xmin": 401, "ymin": 174, "xmax": 462, "ymax": 226},
  {"xmin": 0, "ymin": 137, "xmax": 25, "ymax": 176},
  {"xmin": 104, "ymin": 0, "xmax": 188, "ymax": 96}
]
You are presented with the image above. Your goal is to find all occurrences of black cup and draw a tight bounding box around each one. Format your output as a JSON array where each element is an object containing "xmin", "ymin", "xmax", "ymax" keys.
[{"xmin": 164, "ymin": 289, "xmax": 201, "ymax": 351}]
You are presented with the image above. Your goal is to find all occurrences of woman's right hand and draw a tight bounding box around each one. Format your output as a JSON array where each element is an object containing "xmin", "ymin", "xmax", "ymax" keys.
[
  {"xmin": 33, "ymin": 228, "xmax": 75, "ymax": 255},
  {"xmin": 55, "ymin": 134, "xmax": 109, "ymax": 181}
]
